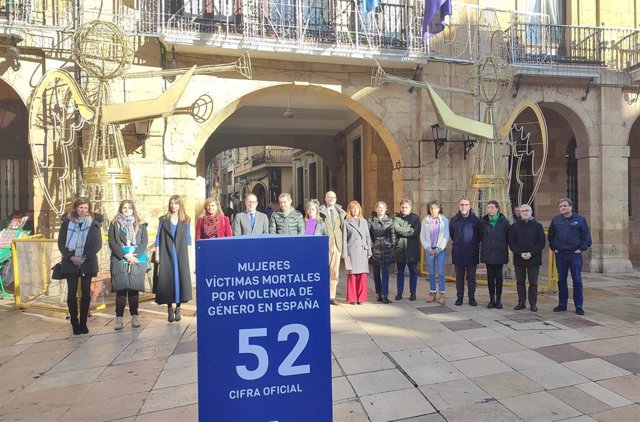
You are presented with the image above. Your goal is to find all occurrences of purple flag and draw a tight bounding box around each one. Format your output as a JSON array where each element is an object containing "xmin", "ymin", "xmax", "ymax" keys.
[{"xmin": 422, "ymin": 0, "xmax": 453, "ymax": 41}]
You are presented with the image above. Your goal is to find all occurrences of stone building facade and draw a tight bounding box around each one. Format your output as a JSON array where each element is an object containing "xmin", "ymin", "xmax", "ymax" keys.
[{"xmin": 0, "ymin": 0, "xmax": 638, "ymax": 272}]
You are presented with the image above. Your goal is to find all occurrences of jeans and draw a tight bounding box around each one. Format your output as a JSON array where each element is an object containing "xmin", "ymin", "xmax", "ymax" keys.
[
  {"xmin": 515, "ymin": 265, "xmax": 539, "ymax": 305},
  {"xmin": 555, "ymin": 250, "xmax": 584, "ymax": 309},
  {"xmin": 372, "ymin": 263, "xmax": 390, "ymax": 296},
  {"xmin": 396, "ymin": 262, "xmax": 418, "ymax": 295},
  {"xmin": 454, "ymin": 264, "xmax": 477, "ymax": 299},
  {"xmin": 426, "ymin": 249, "xmax": 447, "ymax": 293}
]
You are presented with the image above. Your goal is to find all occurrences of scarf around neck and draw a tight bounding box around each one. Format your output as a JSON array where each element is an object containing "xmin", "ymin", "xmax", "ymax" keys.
[
  {"xmin": 116, "ymin": 214, "xmax": 138, "ymax": 246},
  {"xmin": 202, "ymin": 213, "xmax": 220, "ymax": 239},
  {"xmin": 66, "ymin": 215, "xmax": 92, "ymax": 257}
]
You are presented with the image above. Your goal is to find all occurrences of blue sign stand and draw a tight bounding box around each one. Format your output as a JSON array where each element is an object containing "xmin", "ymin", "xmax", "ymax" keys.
[{"xmin": 196, "ymin": 235, "xmax": 332, "ymax": 422}]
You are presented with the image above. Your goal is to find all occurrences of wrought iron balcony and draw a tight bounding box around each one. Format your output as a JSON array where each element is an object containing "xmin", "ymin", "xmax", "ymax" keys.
[
  {"xmin": 1, "ymin": 1, "xmax": 638, "ymax": 73},
  {"xmin": 252, "ymin": 148, "xmax": 292, "ymax": 167}
]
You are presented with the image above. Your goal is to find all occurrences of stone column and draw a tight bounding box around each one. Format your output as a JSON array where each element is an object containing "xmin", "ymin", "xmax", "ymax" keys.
[{"xmin": 582, "ymin": 87, "xmax": 633, "ymax": 273}]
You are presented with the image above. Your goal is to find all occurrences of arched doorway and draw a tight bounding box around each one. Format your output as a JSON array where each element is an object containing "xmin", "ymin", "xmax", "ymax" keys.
[
  {"xmin": 0, "ymin": 80, "xmax": 32, "ymax": 227},
  {"xmin": 251, "ymin": 182, "xmax": 268, "ymax": 212},
  {"xmin": 629, "ymin": 117, "xmax": 640, "ymax": 267},
  {"xmin": 196, "ymin": 86, "xmax": 399, "ymax": 216},
  {"xmin": 527, "ymin": 103, "xmax": 589, "ymax": 222}
]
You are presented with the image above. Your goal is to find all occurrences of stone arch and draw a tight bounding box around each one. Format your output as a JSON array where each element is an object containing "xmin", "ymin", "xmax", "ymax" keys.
[
  {"xmin": 194, "ymin": 83, "xmax": 404, "ymax": 213},
  {"xmin": 519, "ymin": 99, "xmax": 591, "ymax": 221},
  {"xmin": 0, "ymin": 78, "xmax": 32, "ymax": 224},
  {"xmin": 195, "ymin": 84, "xmax": 403, "ymax": 174}
]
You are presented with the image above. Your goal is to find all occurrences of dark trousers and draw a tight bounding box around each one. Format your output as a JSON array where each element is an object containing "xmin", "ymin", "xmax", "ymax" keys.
[
  {"xmin": 555, "ymin": 251, "xmax": 584, "ymax": 309},
  {"xmin": 396, "ymin": 262, "xmax": 418, "ymax": 295},
  {"xmin": 66, "ymin": 274, "xmax": 91, "ymax": 326},
  {"xmin": 486, "ymin": 264, "xmax": 504, "ymax": 300},
  {"xmin": 515, "ymin": 265, "xmax": 539, "ymax": 305},
  {"xmin": 454, "ymin": 264, "xmax": 477, "ymax": 299},
  {"xmin": 115, "ymin": 289, "xmax": 140, "ymax": 317},
  {"xmin": 372, "ymin": 263, "xmax": 390, "ymax": 296}
]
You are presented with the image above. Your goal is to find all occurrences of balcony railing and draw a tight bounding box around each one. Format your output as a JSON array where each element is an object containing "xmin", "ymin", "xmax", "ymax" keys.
[
  {"xmin": 1, "ymin": 0, "xmax": 75, "ymax": 30},
  {"xmin": 2, "ymin": 1, "xmax": 638, "ymax": 72},
  {"xmin": 252, "ymin": 148, "xmax": 292, "ymax": 167},
  {"xmin": 507, "ymin": 22, "xmax": 640, "ymax": 70}
]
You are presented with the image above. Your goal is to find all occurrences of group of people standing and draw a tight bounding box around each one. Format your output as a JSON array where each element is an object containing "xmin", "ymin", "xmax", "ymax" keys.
[
  {"xmin": 58, "ymin": 195, "xmax": 196, "ymax": 334},
  {"xmin": 57, "ymin": 191, "xmax": 591, "ymax": 336},
  {"xmin": 447, "ymin": 196, "xmax": 591, "ymax": 315}
]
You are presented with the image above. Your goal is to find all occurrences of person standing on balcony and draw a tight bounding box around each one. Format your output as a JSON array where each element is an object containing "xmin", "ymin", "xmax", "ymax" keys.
[
  {"xmin": 369, "ymin": 201, "xmax": 396, "ymax": 304},
  {"xmin": 108, "ymin": 200, "xmax": 148, "ymax": 330},
  {"xmin": 509, "ymin": 203, "xmax": 546, "ymax": 312},
  {"xmin": 342, "ymin": 200, "xmax": 371, "ymax": 305},
  {"xmin": 420, "ymin": 200, "xmax": 449, "ymax": 305},
  {"xmin": 154, "ymin": 195, "xmax": 192, "ymax": 323},
  {"xmin": 548, "ymin": 197, "xmax": 592, "ymax": 315},
  {"xmin": 320, "ymin": 191, "xmax": 346, "ymax": 305},
  {"xmin": 270, "ymin": 193, "xmax": 305, "ymax": 235},
  {"xmin": 449, "ymin": 197, "xmax": 482, "ymax": 306},
  {"xmin": 232, "ymin": 193, "xmax": 269, "ymax": 235},
  {"xmin": 480, "ymin": 200, "xmax": 511, "ymax": 309},
  {"xmin": 195, "ymin": 197, "xmax": 232, "ymax": 240},
  {"xmin": 57, "ymin": 197, "xmax": 103, "ymax": 335},
  {"xmin": 393, "ymin": 198, "xmax": 421, "ymax": 301}
]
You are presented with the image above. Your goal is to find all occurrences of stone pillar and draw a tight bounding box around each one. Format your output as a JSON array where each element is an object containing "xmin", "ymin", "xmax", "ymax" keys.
[{"xmin": 582, "ymin": 87, "xmax": 633, "ymax": 273}]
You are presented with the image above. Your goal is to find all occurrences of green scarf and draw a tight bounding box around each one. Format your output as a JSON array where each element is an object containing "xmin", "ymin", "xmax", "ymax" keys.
[{"xmin": 488, "ymin": 213, "xmax": 500, "ymax": 227}]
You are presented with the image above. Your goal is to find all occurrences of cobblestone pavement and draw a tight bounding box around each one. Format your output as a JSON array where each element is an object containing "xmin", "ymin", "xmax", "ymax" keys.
[{"xmin": 0, "ymin": 271, "xmax": 638, "ymax": 422}]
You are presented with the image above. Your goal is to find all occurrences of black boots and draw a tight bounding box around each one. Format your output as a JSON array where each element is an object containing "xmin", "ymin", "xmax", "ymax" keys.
[
  {"xmin": 377, "ymin": 294, "xmax": 383, "ymax": 303},
  {"xmin": 383, "ymin": 296, "xmax": 392, "ymax": 304},
  {"xmin": 487, "ymin": 295, "xmax": 496, "ymax": 308},
  {"xmin": 494, "ymin": 294, "xmax": 503, "ymax": 309}
]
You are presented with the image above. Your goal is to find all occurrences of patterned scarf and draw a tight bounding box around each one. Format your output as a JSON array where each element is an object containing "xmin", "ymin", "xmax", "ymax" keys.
[
  {"xmin": 116, "ymin": 214, "xmax": 138, "ymax": 246},
  {"xmin": 202, "ymin": 214, "xmax": 220, "ymax": 239},
  {"xmin": 65, "ymin": 215, "xmax": 92, "ymax": 257}
]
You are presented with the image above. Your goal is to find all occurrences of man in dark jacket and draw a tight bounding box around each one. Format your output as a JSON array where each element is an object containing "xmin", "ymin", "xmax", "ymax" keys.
[
  {"xmin": 393, "ymin": 198, "xmax": 421, "ymax": 301},
  {"xmin": 449, "ymin": 197, "xmax": 482, "ymax": 306},
  {"xmin": 548, "ymin": 197, "xmax": 592, "ymax": 315},
  {"xmin": 508, "ymin": 204, "xmax": 546, "ymax": 311}
]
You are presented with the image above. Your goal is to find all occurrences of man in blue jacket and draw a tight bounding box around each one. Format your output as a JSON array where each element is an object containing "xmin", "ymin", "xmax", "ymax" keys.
[
  {"xmin": 449, "ymin": 197, "xmax": 482, "ymax": 306},
  {"xmin": 548, "ymin": 198, "xmax": 592, "ymax": 315}
]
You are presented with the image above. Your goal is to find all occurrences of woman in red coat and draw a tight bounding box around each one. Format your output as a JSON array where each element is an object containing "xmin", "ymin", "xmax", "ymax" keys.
[{"xmin": 195, "ymin": 197, "xmax": 232, "ymax": 240}]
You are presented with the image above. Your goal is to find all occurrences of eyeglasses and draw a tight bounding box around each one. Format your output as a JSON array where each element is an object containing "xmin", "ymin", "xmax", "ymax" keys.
[
  {"xmin": 459, "ymin": 203, "xmax": 471, "ymax": 206},
  {"xmin": 520, "ymin": 209, "xmax": 532, "ymax": 213}
]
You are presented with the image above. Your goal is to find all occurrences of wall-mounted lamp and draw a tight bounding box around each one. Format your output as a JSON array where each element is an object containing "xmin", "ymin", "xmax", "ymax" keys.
[
  {"xmin": 431, "ymin": 123, "xmax": 448, "ymax": 159},
  {"xmin": 428, "ymin": 123, "xmax": 477, "ymax": 160},
  {"xmin": 134, "ymin": 120, "xmax": 151, "ymax": 158}
]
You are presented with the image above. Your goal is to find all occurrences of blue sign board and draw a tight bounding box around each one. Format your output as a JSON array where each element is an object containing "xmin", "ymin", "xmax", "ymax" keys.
[{"xmin": 196, "ymin": 235, "xmax": 332, "ymax": 422}]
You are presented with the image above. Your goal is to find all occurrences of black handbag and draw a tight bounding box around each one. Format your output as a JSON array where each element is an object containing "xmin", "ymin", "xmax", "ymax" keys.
[{"xmin": 51, "ymin": 263, "xmax": 63, "ymax": 280}]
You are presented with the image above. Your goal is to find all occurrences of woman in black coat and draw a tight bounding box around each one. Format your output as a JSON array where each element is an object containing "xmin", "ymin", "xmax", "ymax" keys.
[
  {"xmin": 369, "ymin": 201, "xmax": 396, "ymax": 303},
  {"xmin": 480, "ymin": 200, "xmax": 511, "ymax": 309},
  {"xmin": 154, "ymin": 195, "xmax": 192, "ymax": 323},
  {"xmin": 57, "ymin": 197, "xmax": 103, "ymax": 335},
  {"xmin": 108, "ymin": 200, "xmax": 148, "ymax": 330}
]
